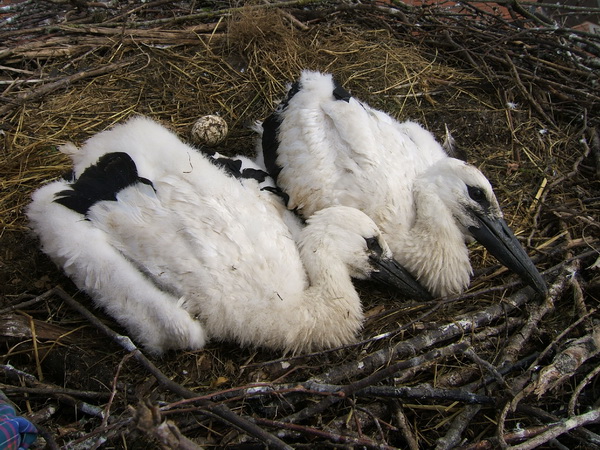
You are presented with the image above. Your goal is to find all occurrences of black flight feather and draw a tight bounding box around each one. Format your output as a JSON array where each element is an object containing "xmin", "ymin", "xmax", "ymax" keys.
[
  {"xmin": 332, "ymin": 81, "xmax": 351, "ymax": 102},
  {"xmin": 210, "ymin": 156, "xmax": 270, "ymax": 184},
  {"xmin": 54, "ymin": 152, "xmax": 152, "ymax": 215},
  {"xmin": 261, "ymin": 80, "xmax": 302, "ymax": 183},
  {"xmin": 261, "ymin": 114, "xmax": 283, "ymax": 183},
  {"xmin": 211, "ymin": 156, "xmax": 243, "ymax": 178},
  {"xmin": 241, "ymin": 168, "xmax": 269, "ymax": 183},
  {"xmin": 261, "ymin": 186, "xmax": 290, "ymax": 207}
]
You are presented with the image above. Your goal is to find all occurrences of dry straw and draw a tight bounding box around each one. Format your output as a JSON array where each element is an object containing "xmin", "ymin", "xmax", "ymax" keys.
[{"xmin": 0, "ymin": 0, "xmax": 598, "ymax": 448}]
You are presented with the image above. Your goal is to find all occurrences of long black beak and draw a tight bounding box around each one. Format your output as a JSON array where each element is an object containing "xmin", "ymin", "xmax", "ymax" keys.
[
  {"xmin": 469, "ymin": 214, "xmax": 547, "ymax": 295},
  {"xmin": 369, "ymin": 255, "xmax": 433, "ymax": 300}
]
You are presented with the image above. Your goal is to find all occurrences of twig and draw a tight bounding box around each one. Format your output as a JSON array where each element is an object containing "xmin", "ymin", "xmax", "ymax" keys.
[
  {"xmin": 503, "ymin": 51, "xmax": 556, "ymax": 127},
  {"xmin": 60, "ymin": 417, "xmax": 133, "ymax": 449},
  {"xmin": 361, "ymin": 384, "xmax": 494, "ymax": 404},
  {"xmin": 497, "ymin": 262, "xmax": 584, "ymax": 445},
  {"xmin": 436, "ymin": 405, "xmax": 483, "ymax": 450},
  {"xmin": 507, "ymin": 407, "xmax": 600, "ymax": 450},
  {"xmin": 464, "ymin": 348, "xmax": 509, "ymax": 389},
  {"xmin": 32, "ymin": 423, "xmax": 60, "ymax": 450},
  {"xmin": 435, "ymin": 351, "xmax": 539, "ymax": 450},
  {"xmin": 0, "ymin": 384, "xmax": 110, "ymax": 400},
  {"xmin": 394, "ymin": 402, "xmax": 419, "ymax": 450},
  {"xmin": 458, "ymin": 423, "xmax": 578, "ymax": 449},
  {"xmin": 285, "ymin": 343, "xmax": 474, "ymax": 423},
  {"xmin": 0, "ymin": 59, "xmax": 134, "ymax": 116},
  {"xmin": 253, "ymin": 417, "xmax": 397, "ymax": 449},
  {"xmin": 95, "ymin": 0, "xmax": 326, "ymax": 28},
  {"xmin": 517, "ymin": 404, "xmax": 600, "ymax": 446},
  {"xmin": 568, "ymin": 363, "xmax": 600, "ymax": 416},
  {"xmin": 26, "ymin": 403, "xmax": 57, "ymax": 423},
  {"xmin": 531, "ymin": 325, "xmax": 600, "ymax": 398},
  {"xmin": 285, "ymin": 321, "xmax": 513, "ymax": 424},
  {"xmin": 0, "ymin": 365, "xmax": 106, "ymax": 418},
  {"xmin": 133, "ymin": 400, "xmax": 204, "ymax": 450},
  {"xmin": 499, "ymin": 261, "xmax": 579, "ymax": 367},
  {"xmin": 101, "ymin": 352, "xmax": 135, "ymax": 428},
  {"xmin": 0, "ymin": 287, "xmax": 58, "ymax": 315},
  {"xmin": 465, "ymin": 351, "xmax": 539, "ymax": 392},
  {"xmin": 588, "ymin": 126, "xmax": 600, "ymax": 179},
  {"xmin": 316, "ymin": 286, "xmax": 537, "ymax": 384},
  {"xmin": 52, "ymin": 286, "xmax": 292, "ymax": 450}
]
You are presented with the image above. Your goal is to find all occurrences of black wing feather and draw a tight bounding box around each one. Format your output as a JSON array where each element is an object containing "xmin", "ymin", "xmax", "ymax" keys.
[{"xmin": 54, "ymin": 152, "xmax": 150, "ymax": 215}]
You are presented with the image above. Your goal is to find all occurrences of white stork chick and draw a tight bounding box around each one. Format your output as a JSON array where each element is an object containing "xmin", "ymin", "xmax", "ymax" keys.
[
  {"xmin": 27, "ymin": 116, "xmax": 428, "ymax": 355},
  {"xmin": 260, "ymin": 70, "xmax": 547, "ymax": 298}
]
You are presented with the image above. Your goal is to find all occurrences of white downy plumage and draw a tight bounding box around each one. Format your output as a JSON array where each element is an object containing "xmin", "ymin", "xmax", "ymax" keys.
[
  {"xmin": 260, "ymin": 70, "xmax": 547, "ymax": 297},
  {"xmin": 27, "ymin": 116, "xmax": 424, "ymax": 355}
]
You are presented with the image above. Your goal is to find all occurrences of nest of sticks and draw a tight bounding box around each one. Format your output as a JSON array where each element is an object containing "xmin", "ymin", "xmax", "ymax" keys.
[{"xmin": 1, "ymin": 0, "xmax": 599, "ymax": 448}]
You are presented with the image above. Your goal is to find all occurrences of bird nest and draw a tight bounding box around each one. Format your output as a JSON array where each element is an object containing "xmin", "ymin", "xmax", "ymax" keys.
[{"xmin": 1, "ymin": 0, "xmax": 599, "ymax": 448}]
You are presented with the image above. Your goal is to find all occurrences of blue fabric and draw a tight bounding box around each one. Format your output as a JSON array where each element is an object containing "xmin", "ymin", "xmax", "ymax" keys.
[{"xmin": 0, "ymin": 397, "xmax": 38, "ymax": 450}]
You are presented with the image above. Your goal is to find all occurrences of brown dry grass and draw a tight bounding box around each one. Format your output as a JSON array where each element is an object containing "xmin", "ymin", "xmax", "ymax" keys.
[{"xmin": 0, "ymin": 1, "xmax": 598, "ymax": 448}]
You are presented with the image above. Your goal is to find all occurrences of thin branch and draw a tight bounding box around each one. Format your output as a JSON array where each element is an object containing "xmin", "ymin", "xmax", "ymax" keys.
[
  {"xmin": 568, "ymin": 364, "xmax": 600, "ymax": 416},
  {"xmin": 52, "ymin": 287, "xmax": 292, "ymax": 450},
  {"xmin": 0, "ymin": 384, "xmax": 110, "ymax": 400},
  {"xmin": 253, "ymin": 417, "xmax": 397, "ymax": 449},
  {"xmin": 507, "ymin": 407, "xmax": 600, "ymax": 450},
  {"xmin": 316, "ymin": 286, "xmax": 537, "ymax": 384},
  {"xmin": 0, "ymin": 288, "xmax": 58, "ymax": 315},
  {"xmin": 0, "ymin": 60, "xmax": 134, "ymax": 116}
]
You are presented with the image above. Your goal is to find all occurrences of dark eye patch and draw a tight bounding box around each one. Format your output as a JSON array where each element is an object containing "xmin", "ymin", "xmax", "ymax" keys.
[
  {"xmin": 365, "ymin": 237, "xmax": 383, "ymax": 256},
  {"xmin": 467, "ymin": 185, "xmax": 491, "ymax": 211},
  {"xmin": 467, "ymin": 185, "xmax": 485, "ymax": 201}
]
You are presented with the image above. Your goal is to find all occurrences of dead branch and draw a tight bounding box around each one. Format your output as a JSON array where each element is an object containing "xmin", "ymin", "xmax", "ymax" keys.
[
  {"xmin": 464, "ymin": 347, "xmax": 510, "ymax": 389},
  {"xmin": 0, "ymin": 384, "xmax": 110, "ymax": 400},
  {"xmin": 394, "ymin": 402, "xmax": 419, "ymax": 450},
  {"xmin": 517, "ymin": 404, "xmax": 600, "ymax": 446},
  {"xmin": 59, "ymin": 417, "xmax": 133, "ymax": 449},
  {"xmin": 0, "ymin": 59, "xmax": 134, "ymax": 117},
  {"xmin": 101, "ymin": 352, "xmax": 135, "ymax": 428},
  {"xmin": 175, "ymin": 380, "xmax": 494, "ymax": 405},
  {"xmin": 242, "ymin": 281, "xmax": 524, "ymax": 370},
  {"xmin": 360, "ymin": 384, "xmax": 495, "ymax": 405},
  {"xmin": 253, "ymin": 416, "xmax": 398, "ymax": 449},
  {"xmin": 0, "ymin": 288, "xmax": 57, "ymax": 315},
  {"xmin": 26, "ymin": 403, "xmax": 57, "ymax": 424},
  {"xmin": 133, "ymin": 400, "xmax": 204, "ymax": 450},
  {"xmin": 532, "ymin": 325, "xmax": 600, "ymax": 398},
  {"xmin": 500, "ymin": 261, "xmax": 579, "ymax": 366},
  {"xmin": 434, "ymin": 351, "xmax": 539, "ymax": 449},
  {"xmin": 316, "ymin": 286, "xmax": 537, "ymax": 384},
  {"xmin": 458, "ymin": 423, "xmax": 580, "ymax": 449},
  {"xmin": 568, "ymin": 363, "xmax": 600, "ymax": 416},
  {"xmin": 52, "ymin": 287, "xmax": 292, "ymax": 450},
  {"xmin": 508, "ymin": 407, "xmax": 600, "ymax": 450},
  {"xmin": 285, "ymin": 321, "xmax": 513, "ymax": 424},
  {"xmin": 497, "ymin": 262, "xmax": 583, "ymax": 444},
  {"xmin": 0, "ymin": 364, "xmax": 106, "ymax": 418},
  {"xmin": 435, "ymin": 260, "xmax": 588, "ymax": 448},
  {"xmin": 436, "ymin": 405, "xmax": 483, "ymax": 450}
]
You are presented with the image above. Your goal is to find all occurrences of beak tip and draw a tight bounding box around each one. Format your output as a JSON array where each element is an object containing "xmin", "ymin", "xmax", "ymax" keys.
[
  {"xmin": 533, "ymin": 276, "xmax": 548, "ymax": 296},
  {"xmin": 469, "ymin": 218, "xmax": 547, "ymax": 297}
]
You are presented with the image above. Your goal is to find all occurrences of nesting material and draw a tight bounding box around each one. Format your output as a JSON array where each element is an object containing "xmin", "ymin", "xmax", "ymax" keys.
[
  {"xmin": 1, "ymin": 1, "xmax": 599, "ymax": 448},
  {"xmin": 190, "ymin": 115, "xmax": 228, "ymax": 146}
]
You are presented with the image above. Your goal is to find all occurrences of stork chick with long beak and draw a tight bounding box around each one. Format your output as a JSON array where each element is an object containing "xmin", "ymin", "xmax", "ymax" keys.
[
  {"xmin": 27, "ymin": 116, "xmax": 430, "ymax": 355},
  {"xmin": 260, "ymin": 70, "xmax": 547, "ymax": 298}
]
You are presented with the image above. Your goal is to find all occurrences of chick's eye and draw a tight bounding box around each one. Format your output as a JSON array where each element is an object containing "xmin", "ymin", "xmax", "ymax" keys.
[
  {"xmin": 467, "ymin": 185, "xmax": 486, "ymax": 203},
  {"xmin": 365, "ymin": 237, "xmax": 383, "ymax": 256}
]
